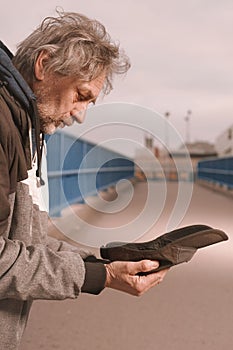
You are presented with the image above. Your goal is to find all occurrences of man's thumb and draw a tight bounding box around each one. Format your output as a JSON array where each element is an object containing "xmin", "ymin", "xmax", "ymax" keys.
[{"xmin": 135, "ymin": 260, "xmax": 159, "ymax": 274}]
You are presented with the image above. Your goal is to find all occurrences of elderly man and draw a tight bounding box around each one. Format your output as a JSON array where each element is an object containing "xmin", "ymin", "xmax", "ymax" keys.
[{"xmin": 0, "ymin": 10, "xmax": 168, "ymax": 349}]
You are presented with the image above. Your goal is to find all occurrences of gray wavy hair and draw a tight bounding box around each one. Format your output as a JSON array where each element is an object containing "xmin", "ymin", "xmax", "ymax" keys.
[{"xmin": 12, "ymin": 10, "xmax": 130, "ymax": 94}]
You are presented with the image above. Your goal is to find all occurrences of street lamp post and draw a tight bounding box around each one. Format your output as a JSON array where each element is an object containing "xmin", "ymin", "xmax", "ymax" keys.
[
  {"xmin": 164, "ymin": 111, "xmax": 170, "ymax": 179},
  {"xmin": 164, "ymin": 111, "xmax": 170, "ymax": 150},
  {"xmin": 184, "ymin": 110, "xmax": 192, "ymax": 144}
]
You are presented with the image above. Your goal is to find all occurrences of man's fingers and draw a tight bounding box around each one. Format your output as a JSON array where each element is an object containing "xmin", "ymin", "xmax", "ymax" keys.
[
  {"xmin": 129, "ymin": 260, "xmax": 159, "ymax": 275},
  {"xmin": 104, "ymin": 260, "xmax": 169, "ymax": 296},
  {"xmin": 138, "ymin": 267, "xmax": 170, "ymax": 289},
  {"xmin": 133, "ymin": 268, "xmax": 167, "ymax": 296}
]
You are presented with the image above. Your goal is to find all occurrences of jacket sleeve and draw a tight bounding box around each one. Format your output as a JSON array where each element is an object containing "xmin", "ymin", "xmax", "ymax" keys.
[
  {"xmin": 0, "ymin": 234, "xmax": 106, "ymax": 300},
  {"xmin": 45, "ymin": 234, "xmax": 107, "ymax": 295},
  {"xmin": 0, "ymin": 238, "xmax": 85, "ymax": 300},
  {"xmin": 0, "ymin": 143, "xmax": 11, "ymax": 232},
  {"xmin": 0, "ymin": 144, "xmax": 106, "ymax": 300},
  {"xmin": 46, "ymin": 233, "xmax": 94, "ymax": 259}
]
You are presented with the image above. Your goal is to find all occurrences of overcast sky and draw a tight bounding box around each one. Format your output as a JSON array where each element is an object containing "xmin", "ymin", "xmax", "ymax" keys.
[{"xmin": 1, "ymin": 0, "xmax": 232, "ymax": 147}]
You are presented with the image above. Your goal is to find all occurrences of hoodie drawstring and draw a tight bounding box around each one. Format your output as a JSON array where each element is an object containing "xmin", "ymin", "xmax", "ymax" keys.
[{"xmin": 31, "ymin": 100, "xmax": 45, "ymax": 185}]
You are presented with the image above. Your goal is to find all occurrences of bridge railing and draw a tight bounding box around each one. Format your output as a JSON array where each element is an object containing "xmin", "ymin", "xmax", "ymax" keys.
[
  {"xmin": 46, "ymin": 131, "xmax": 135, "ymax": 217},
  {"xmin": 197, "ymin": 156, "xmax": 233, "ymax": 189}
]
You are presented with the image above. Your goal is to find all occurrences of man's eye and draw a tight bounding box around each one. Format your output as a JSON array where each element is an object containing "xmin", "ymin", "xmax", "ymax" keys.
[
  {"xmin": 76, "ymin": 91, "xmax": 95, "ymax": 104},
  {"xmin": 77, "ymin": 94, "xmax": 86, "ymax": 102}
]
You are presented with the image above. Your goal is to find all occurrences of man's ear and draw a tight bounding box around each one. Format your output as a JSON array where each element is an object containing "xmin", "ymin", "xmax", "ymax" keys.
[{"xmin": 34, "ymin": 50, "xmax": 50, "ymax": 81}]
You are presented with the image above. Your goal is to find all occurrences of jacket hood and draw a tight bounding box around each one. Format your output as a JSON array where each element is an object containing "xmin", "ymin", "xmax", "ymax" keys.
[
  {"xmin": 0, "ymin": 41, "xmax": 44, "ymax": 182},
  {"xmin": 0, "ymin": 41, "xmax": 36, "ymax": 111}
]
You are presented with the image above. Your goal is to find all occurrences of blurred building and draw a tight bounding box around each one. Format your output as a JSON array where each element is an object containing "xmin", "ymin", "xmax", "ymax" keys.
[
  {"xmin": 172, "ymin": 141, "xmax": 217, "ymax": 180},
  {"xmin": 134, "ymin": 134, "xmax": 162, "ymax": 180},
  {"xmin": 134, "ymin": 136, "xmax": 217, "ymax": 182},
  {"xmin": 197, "ymin": 125, "xmax": 233, "ymax": 191},
  {"xmin": 215, "ymin": 125, "xmax": 233, "ymax": 156}
]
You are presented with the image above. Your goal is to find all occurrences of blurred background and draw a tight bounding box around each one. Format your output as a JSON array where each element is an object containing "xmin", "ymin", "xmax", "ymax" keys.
[{"xmin": 2, "ymin": 0, "xmax": 232, "ymax": 144}]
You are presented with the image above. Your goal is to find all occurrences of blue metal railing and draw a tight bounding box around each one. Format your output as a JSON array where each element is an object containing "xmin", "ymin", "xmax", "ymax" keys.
[
  {"xmin": 45, "ymin": 131, "xmax": 135, "ymax": 216},
  {"xmin": 197, "ymin": 156, "xmax": 233, "ymax": 189}
]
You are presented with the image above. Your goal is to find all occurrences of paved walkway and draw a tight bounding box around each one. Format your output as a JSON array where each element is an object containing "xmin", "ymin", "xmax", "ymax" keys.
[{"xmin": 20, "ymin": 182, "xmax": 233, "ymax": 350}]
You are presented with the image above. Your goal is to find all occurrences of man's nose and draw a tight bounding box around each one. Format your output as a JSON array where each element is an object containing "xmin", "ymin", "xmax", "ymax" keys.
[{"xmin": 72, "ymin": 107, "xmax": 87, "ymax": 124}]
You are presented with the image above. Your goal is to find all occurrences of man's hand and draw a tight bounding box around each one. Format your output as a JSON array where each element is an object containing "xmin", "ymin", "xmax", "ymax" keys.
[{"xmin": 105, "ymin": 260, "xmax": 169, "ymax": 296}]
